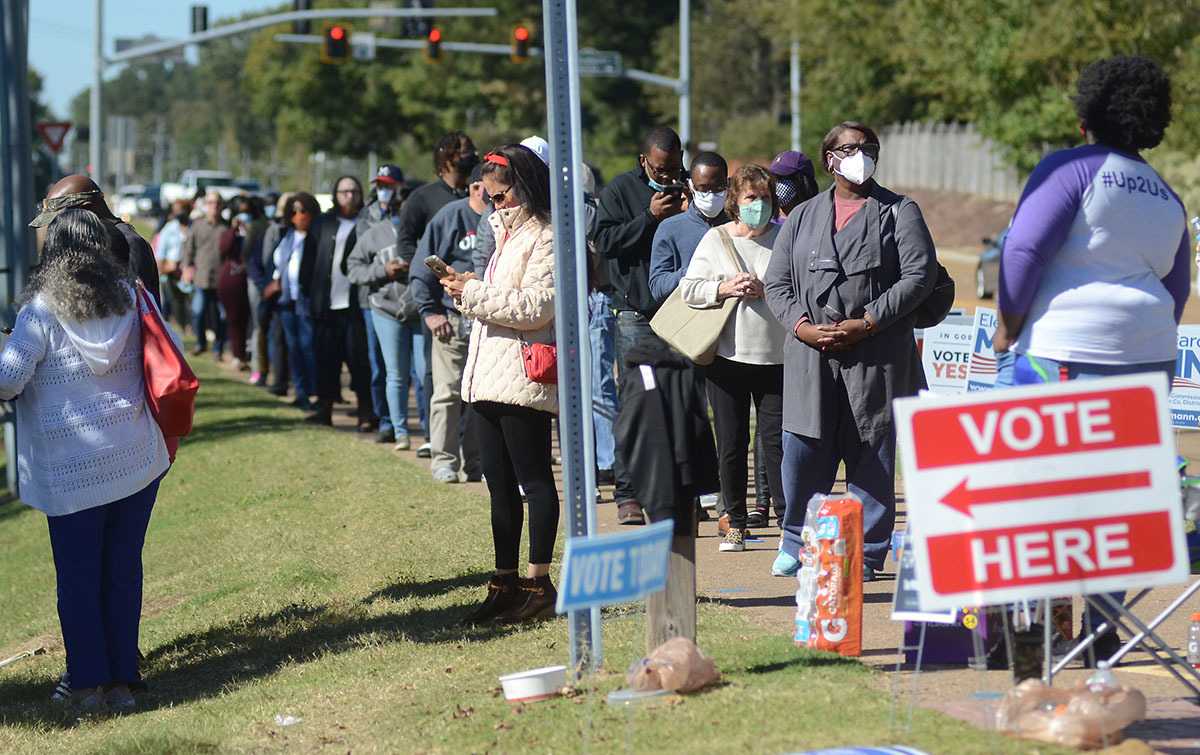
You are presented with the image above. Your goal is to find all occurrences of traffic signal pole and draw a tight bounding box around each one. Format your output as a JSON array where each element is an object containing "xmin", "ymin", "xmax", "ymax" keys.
[{"xmin": 88, "ymin": 2, "xmax": 498, "ymax": 188}]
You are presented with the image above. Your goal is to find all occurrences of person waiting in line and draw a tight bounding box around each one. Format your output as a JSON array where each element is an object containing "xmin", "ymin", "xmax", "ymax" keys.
[
  {"xmin": 593, "ymin": 126, "xmax": 687, "ymax": 525},
  {"xmin": 182, "ymin": 191, "xmax": 228, "ymax": 360},
  {"xmin": 995, "ymin": 55, "xmax": 1189, "ymax": 664},
  {"xmin": 300, "ymin": 176, "xmax": 373, "ymax": 428},
  {"xmin": 410, "ymin": 163, "xmax": 487, "ymax": 483},
  {"xmin": 443, "ymin": 145, "xmax": 560, "ymax": 623},
  {"xmin": 218, "ymin": 213, "xmax": 252, "ymax": 371},
  {"xmin": 350, "ymin": 164, "xmax": 407, "ymax": 444},
  {"xmin": 271, "ymin": 192, "xmax": 321, "ymax": 411},
  {"xmin": 233, "ymin": 197, "xmax": 270, "ymax": 384},
  {"xmin": 764, "ymin": 121, "xmax": 937, "ymax": 582},
  {"xmin": 0, "ymin": 209, "xmax": 172, "ymax": 715},
  {"xmin": 399, "ymin": 132, "xmax": 479, "ymax": 458},
  {"xmin": 256, "ymin": 193, "xmax": 295, "ymax": 396},
  {"xmin": 153, "ymin": 199, "xmax": 193, "ymax": 332},
  {"xmin": 768, "ymin": 150, "xmax": 821, "ymax": 218},
  {"xmin": 680, "ymin": 164, "xmax": 788, "ymax": 553}
]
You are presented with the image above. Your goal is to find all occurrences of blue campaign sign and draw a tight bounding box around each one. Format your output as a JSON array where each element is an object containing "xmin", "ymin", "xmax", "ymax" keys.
[
  {"xmin": 556, "ymin": 519, "xmax": 673, "ymax": 613},
  {"xmin": 965, "ymin": 307, "xmax": 999, "ymax": 392},
  {"xmin": 1171, "ymin": 325, "xmax": 1200, "ymax": 429}
]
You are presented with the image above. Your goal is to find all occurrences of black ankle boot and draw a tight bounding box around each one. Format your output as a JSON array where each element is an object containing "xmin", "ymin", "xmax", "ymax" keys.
[
  {"xmin": 463, "ymin": 573, "xmax": 520, "ymax": 626},
  {"xmin": 497, "ymin": 576, "xmax": 558, "ymax": 623}
]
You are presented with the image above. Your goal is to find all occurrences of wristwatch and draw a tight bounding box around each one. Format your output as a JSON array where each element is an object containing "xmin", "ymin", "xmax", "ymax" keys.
[{"xmin": 862, "ymin": 311, "xmax": 876, "ymax": 334}]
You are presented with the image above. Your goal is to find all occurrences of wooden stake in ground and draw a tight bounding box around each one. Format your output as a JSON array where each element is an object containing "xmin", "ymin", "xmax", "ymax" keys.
[{"xmin": 647, "ymin": 503, "xmax": 697, "ymax": 650}]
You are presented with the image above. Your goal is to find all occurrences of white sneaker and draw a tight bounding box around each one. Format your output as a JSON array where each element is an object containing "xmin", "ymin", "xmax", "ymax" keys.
[
  {"xmin": 719, "ymin": 528, "xmax": 745, "ymax": 552},
  {"xmin": 416, "ymin": 442, "xmax": 432, "ymax": 459},
  {"xmin": 393, "ymin": 435, "xmax": 411, "ymax": 451},
  {"xmin": 432, "ymin": 467, "xmax": 459, "ymax": 483}
]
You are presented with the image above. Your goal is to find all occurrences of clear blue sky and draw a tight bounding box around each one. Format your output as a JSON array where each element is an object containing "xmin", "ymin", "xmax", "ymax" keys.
[{"xmin": 29, "ymin": 0, "xmax": 275, "ymax": 118}]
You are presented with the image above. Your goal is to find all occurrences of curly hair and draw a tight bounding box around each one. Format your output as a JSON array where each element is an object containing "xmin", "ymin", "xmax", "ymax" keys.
[
  {"xmin": 23, "ymin": 209, "xmax": 133, "ymax": 322},
  {"xmin": 726, "ymin": 164, "xmax": 779, "ymax": 224},
  {"xmin": 1074, "ymin": 55, "xmax": 1172, "ymax": 153}
]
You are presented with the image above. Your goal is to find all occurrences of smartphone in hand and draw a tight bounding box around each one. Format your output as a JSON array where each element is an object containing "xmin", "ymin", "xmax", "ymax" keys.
[{"xmin": 424, "ymin": 255, "xmax": 454, "ymax": 279}]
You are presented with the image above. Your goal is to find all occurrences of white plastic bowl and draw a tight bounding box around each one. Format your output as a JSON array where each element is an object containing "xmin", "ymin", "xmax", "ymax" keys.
[{"xmin": 499, "ymin": 665, "xmax": 566, "ymax": 703}]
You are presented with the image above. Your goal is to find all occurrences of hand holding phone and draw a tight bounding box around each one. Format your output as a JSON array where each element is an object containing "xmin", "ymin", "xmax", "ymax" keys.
[{"xmin": 424, "ymin": 255, "xmax": 454, "ymax": 279}]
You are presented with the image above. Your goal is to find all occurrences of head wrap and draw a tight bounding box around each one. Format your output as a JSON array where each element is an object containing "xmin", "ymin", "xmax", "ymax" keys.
[{"xmin": 29, "ymin": 190, "xmax": 107, "ymax": 228}]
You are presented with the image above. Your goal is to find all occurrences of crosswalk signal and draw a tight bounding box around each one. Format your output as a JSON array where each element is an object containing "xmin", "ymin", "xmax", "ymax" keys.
[
  {"xmin": 511, "ymin": 26, "xmax": 530, "ymax": 63},
  {"xmin": 322, "ymin": 24, "xmax": 350, "ymax": 64},
  {"xmin": 425, "ymin": 27, "xmax": 442, "ymax": 62}
]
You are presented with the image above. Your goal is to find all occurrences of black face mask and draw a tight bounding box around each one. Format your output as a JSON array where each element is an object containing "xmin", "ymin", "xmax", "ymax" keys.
[{"xmin": 455, "ymin": 152, "xmax": 479, "ymax": 174}]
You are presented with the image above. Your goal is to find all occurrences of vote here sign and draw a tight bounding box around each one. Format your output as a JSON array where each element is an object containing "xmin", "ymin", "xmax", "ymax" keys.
[
  {"xmin": 894, "ymin": 374, "xmax": 1189, "ymax": 609},
  {"xmin": 556, "ymin": 520, "xmax": 673, "ymax": 613}
]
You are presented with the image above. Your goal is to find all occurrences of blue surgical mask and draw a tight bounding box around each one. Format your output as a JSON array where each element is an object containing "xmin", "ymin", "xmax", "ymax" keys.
[
  {"xmin": 647, "ymin": 176, "xmax": 667, "ymax": 192},
  {"xmin": 739, "ymin": 199, "xmax": 770, "ymax": 230},
  {"xmin": 377, "ymin": 187, "xmax": 395, "ymax": 206}
]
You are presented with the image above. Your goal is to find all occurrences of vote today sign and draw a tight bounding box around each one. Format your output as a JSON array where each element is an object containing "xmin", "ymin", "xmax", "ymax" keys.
[
  {"xmin": 895, "ymin": 374, "xmax": 1189, "ymax": 609},
  {"xmin": 556, "ymin": 519, "xmax": 673, "ymax": 614}
]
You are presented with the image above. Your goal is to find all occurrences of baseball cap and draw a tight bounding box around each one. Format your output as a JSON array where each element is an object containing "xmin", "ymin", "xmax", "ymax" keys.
[
  {"xmin": 469, "ymin": 163, "xmax": 483, "ymax": 184},
  {"xmin": 769, "ymin": 151, "xmax": 815, "ymax": 180},
  {"xmin": 520, "ymin": 136, "xmax": 550, "ymax": 166},
  {"xmin": 373, "ymin": 164, "xmax": 405, "ymax": 185}
]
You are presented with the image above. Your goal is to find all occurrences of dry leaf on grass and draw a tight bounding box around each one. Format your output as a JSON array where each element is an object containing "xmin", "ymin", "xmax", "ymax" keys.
[{"xmin": 452, "ymin": 705, "xmax": 474, "ymax": 720}]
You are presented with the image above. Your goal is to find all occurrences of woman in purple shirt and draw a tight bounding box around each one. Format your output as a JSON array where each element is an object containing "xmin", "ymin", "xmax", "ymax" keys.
[{"xmin": 995, "ymin": 55, "xmax": 1188, "ymax": 666}]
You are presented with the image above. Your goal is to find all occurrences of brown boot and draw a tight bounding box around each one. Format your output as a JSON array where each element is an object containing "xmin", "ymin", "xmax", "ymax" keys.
[
  {"xmin": 462, "ymin": 573, "xmax": 520, "ymax": 626},
  {"xmin": 496, "ymin": 576, "xmax": 558, "ymax": 623}
]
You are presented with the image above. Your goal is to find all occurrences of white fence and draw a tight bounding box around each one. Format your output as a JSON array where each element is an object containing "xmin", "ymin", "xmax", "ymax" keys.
[{"xmin": 875, "ymin": 122, "xmax": 1022, "ymax": 202}]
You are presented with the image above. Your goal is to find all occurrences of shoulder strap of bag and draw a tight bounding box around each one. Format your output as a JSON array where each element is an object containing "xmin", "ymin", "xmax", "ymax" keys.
[{"xmin": 715, "ymin": 228, "xmax": 748, "ymax": 275}]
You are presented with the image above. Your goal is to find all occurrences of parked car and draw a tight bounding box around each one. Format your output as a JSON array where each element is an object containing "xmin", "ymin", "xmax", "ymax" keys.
[
  {"xmin": 114, "ymin": 183, "xmax": 162, "ymax": 220},
  {"xmin": 160, "ymin": 169, "xmax": 243, "ymax": 210},
  {"xmin": 975, "ymin": 228, "xmax": 1006, "ymax": 299}
]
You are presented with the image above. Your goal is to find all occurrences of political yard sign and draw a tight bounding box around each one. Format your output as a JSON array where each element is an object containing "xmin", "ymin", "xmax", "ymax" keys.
[
  {"xmin": 895, "ymin": 374, "xmax": 1188, "ymax": 609},
  {"xmin": 966, "ymin": 307, "xmax": 999, "ymax": 392},
  {"xmin": 920, "ymin": 313, "xmax": 975, "ymax": 394},
  {"xmin": 556, "ymin": 520, "xmax": 673, "ymax": 613},
  {"xmin": 1170, "ymin": 325, "xmax": 1200, "ymax": 429}
]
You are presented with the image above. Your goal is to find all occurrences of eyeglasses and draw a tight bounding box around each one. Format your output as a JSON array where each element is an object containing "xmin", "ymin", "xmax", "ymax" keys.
[
  {"xmin": 486, "ymin": 186, "xmax": 514, "ymax": 205},
  {"xmin": 831, "ymin": 142, "xmax": 880, "ymax": 158},
  {"xmin": 642, "ymin": 155, "xmax": 681, "ymax": 181}
]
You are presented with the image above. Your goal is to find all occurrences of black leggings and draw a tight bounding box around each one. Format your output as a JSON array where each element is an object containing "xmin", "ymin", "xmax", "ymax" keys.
[
  {"xmin": 705, "ymin": 357, "xmax": 785, "ymax": 529},
  {"xmin": 473, "ymin": 401, "xmax": 560, "ymax": 570}
]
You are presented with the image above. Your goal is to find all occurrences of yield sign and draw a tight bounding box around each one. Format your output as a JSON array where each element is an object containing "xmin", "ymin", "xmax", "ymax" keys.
[
  {"xmin": 36, "ymin": 121, "xmax": 72, "ymax": 153},
  {"xmin": 894, "ymin": 374, "xmax": 1189, "ymax": 610}
]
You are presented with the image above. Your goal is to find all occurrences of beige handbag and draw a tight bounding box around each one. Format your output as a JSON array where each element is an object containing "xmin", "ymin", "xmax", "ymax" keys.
[{"xmin": 650, "ymin": 228, "xmax": 746, "ymax": 365}]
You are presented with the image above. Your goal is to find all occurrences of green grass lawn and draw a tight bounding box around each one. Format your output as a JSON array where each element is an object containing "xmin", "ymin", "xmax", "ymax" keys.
[{"xmin": 0, "ymin": 358, "xmax": 1066, "ymax": 754}]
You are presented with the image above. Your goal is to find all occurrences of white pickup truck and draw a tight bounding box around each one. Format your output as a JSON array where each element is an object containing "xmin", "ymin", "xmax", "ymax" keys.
[{"xmin": 159, "ymin": 169, "xmax": 244, "ymax": 210}]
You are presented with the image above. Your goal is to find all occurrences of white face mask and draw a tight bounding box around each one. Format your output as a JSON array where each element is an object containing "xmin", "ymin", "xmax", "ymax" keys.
[
  {"xmin": 689, "ymin": 182, "xmax": 726, "ymax": 218},
  {"xmin": 831, "ymin": 150, "xmax": 876, "ymax": 185},
  {"xmin": 377, "ymin": 187, "xmax": 395, "ymax": 206}
]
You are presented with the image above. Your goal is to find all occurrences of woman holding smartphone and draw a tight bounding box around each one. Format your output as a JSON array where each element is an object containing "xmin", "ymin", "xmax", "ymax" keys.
[{"xmin": 442, "ymin": 144, "xmax": 560, "ymax": 624}]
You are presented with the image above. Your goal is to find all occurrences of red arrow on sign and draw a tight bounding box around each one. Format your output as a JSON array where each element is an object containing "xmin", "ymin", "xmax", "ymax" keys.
[{"xmin": 939, "ymin": 470, "xmax": 1152, "ymax": 516}]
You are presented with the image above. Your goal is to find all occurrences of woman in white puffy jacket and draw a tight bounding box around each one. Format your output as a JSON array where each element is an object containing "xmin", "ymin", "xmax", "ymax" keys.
[
  {"xmin": 0, "ymin": 209, "xmax": 170, "ymax": 715},
  {"xmin": 443, "ymin": 144, "xmax": 559, "ymax": 624}
]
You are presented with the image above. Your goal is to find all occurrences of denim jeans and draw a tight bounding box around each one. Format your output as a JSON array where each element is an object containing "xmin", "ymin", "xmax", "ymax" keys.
[
  {"xmin": 371, "ymin": 310, "xmax": 428, "ymax": 439},
  {"xmin": 1012, "ymin": 353, "xmax": 1174, "ymax": 630},
  {"xmin": 588, "ymin": 292, "xmax": 618, "ymax": 471},
  {"xmin": 46, "ymin": 476, "xmax": 162, "ymax": 689},
  {"xmin": 190, "ymin": 287, "xmax": 226, "ymax": 353},
  {"xmin": 362, "ymin": 309, "xmax": 391, "ymax": 432},
  {"xmin": 278, "ymin": 303, "xmax": 317, "ymax": 399}
]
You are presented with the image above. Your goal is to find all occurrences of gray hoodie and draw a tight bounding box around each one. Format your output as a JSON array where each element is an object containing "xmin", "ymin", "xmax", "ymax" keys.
[{"xmin": 410, "ymin": 197, "xmax": 482, "ymax": 317}]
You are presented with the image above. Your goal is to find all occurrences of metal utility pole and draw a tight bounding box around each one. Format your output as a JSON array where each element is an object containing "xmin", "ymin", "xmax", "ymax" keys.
[
  {"xmin": 0, "ymin": 0, "xmax": 35, "ymax": 494},
  {"xmin": 542, "ymin": 0, "xmax": 601, "ymax": 673},
  {"xmin": 790, "ymin": 38, "xmax": 801, "ymax": 151},
  {"xmin": 91, "ymin": 0, "xmax": 104, "ymax": 186},
  {"xmin": 678, "ymin": 0, "xmax": 690, "ymax": 161}
]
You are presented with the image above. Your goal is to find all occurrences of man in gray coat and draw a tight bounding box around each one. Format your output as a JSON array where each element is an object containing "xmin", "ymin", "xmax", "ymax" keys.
[{"xmin": 182, "ymin": 191, "xmax": 227, "ymax": 358}]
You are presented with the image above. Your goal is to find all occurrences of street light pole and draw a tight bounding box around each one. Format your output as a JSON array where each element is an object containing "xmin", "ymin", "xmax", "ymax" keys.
[
  {"xmin": 90, "ymin": 0, "xmax": 103, "ymax": 187},
  {"xmin": 678, "ymin": 0, "xmax": 690, "ymax": 162},
  {"xmin": 790, "ymin": 38, "xmax": 801, "ymax": 152}
]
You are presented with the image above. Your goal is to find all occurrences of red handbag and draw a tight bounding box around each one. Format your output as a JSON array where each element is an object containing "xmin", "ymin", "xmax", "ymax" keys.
[
  {"xmin": 520, "ymin": 339, "xmax": 558, "ymax": 385},
  {"xmin": 135, "ymin": 282, "xmax": 199, "ymax": 459}
]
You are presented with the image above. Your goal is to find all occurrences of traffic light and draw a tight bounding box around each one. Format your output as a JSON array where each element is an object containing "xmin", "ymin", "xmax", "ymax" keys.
[
  {"xmin": 511, "ymin": 26, "xmax": 530, "ymax": 63},
  {"xmin": 425, "ymin": 27, "xmax": 442, "ymax": 62},
  {"xmin": 293, "ymin": 0, "xmax": 311, "ymax": 35},
  {"xmin": 190, "ymin": 4, "xmax": 208, "ymax": 34},
  {"xmin": 322, "ymin": 24, "xmax": 350, "ymax": 64}
]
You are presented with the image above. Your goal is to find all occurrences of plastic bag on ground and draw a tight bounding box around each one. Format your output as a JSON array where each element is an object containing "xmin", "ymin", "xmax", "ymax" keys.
[
  {"xmin": 626, "ymin": 637, "xmax": 720, "ymax": 694},
  {"xmin": 995, "ymin": 678, "xmax": 1146, "ymax": 749}
]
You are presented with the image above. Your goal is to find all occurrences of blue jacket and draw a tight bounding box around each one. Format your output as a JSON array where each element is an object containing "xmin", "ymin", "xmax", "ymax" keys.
[{"xmin": 648, "ymin": 204, "xmax": 728, "ymax": 305}]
